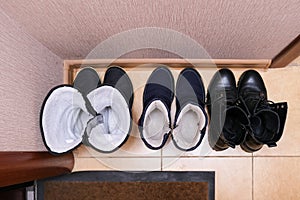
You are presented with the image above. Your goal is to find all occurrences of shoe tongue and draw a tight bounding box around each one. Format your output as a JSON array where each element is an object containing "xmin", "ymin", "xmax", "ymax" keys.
[
  {"xmin": 225, "ymin": 87, "xmax": 237, "ymax": 103},
  {"xmin": 250, "ymin": 116, "xmax": 261, "ymax": 134},
  {"xmin": 243, "ymin": 90, "xmax": 268, "ymax": 114},
  {"xmin": 246, "ymin": 99, "xmax": 259, "ymax": 114}
]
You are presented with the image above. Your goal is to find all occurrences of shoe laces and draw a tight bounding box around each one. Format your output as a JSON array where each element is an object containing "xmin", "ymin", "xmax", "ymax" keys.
[{"xmin": 241, "ymin": 90, "xmax": 274, "ymax": 114}]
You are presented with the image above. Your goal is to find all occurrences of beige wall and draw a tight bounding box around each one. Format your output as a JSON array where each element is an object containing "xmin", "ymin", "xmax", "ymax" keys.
[
  {"xmin": 0, "ymin": 0, "xmax": 299, "ymax": 59},
  {"xmin": 0, "ymin": 10, "xmax": 62, "ymax": 151}
]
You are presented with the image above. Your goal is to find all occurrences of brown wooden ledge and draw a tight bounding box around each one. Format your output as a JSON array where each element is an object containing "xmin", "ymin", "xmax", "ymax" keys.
[{"xmin": 0, "ymin": 152, "xmax": 74, "ymax": 187}]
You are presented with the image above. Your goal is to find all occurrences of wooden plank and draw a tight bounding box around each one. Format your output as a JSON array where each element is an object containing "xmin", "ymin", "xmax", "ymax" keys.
[
  {"xmin": 270, "ymin": 34, "xmax": 300, "ymax": 68},
  {"xmin": 0, "ymin": 152, "xmax": 74, "ymax": 187},
  {"xmin": 64, "ymin": 59, "xmax": 271, "ymax": 84},
  {"xmin": 64, "ymin": 58, "xmax": 271, "ymax": 68}
]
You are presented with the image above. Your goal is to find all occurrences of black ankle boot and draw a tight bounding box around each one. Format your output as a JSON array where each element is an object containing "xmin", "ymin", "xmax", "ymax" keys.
[
  {"xmin": 138, "ymin": 67, "xmax": 174, "ymax": 150},
  {"xmin": 238, "ymin": 70, "xmax": 286, "ymax": 152},
  {"xmin": 172, "ymin": 68, "xmax": 208, "ymax": 151},
  {"xmin": 207, "ymin": 68, "xmax": 249, "ymax": 151}
]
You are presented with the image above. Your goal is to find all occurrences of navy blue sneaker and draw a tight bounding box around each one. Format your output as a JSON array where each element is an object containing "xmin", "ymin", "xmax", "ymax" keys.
[
  {"xmin": 139, "ymin": 67, "xmax": 174, "ymax": 150},
  {"xmin": 172, "ymin": 68, "xmax": 208, "ymax": 151}
]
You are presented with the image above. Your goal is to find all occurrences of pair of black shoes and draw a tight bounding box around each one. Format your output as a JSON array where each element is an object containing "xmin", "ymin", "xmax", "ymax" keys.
[
  {"xmin": 139, "ymin": 67, "xmax": 208, "ymax": 151},
  {"xmin": 207, "ymin": 69, "xmax": 287, "ymax": 152},
  {"xmin": 40, "ymin": 66, "xmax": 133, "ymax": 154}
]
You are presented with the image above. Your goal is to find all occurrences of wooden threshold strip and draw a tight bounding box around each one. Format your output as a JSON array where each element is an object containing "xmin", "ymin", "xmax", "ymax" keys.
[
  {"xmin": 64, "ymin": 59, "xmax": 271, "ymax": 84},
  {"xmin": 270, "ymin": 34, "xmax": 300, "ymax": 68},
  {"xmin": 64, "ymin": 58, "xmax": 271, "ymax": 68}
]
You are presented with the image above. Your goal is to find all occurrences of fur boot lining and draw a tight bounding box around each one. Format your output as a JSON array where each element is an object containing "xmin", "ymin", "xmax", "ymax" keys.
[
  {"xmin": 42, "ymin": 86, "xmax": 92, "ymax": 153},
  {"xmin": 142, "ymin": 100, "xmax": 170, "ymax": 148},
  {"xmin": 173, "ymin": 104, "xmax": 206, "ymax": 150},
  {"xmin": 86, "ymin": 86, "xmax": 130, "ymax": 152}
]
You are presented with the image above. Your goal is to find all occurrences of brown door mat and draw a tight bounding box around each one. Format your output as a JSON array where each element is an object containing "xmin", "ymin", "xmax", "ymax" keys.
[{"xmin": 36, "ymin": 171, "xmax": 215, "ymax": 200}]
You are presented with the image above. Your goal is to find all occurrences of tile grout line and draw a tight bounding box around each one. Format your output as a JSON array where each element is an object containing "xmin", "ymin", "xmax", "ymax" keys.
[
  {"xmin": 160, "ymin": 150, "xmax": 163, "ymax": 171},
  {"xmin": 252, "ymin": 153, "xmax": 254, "ymax": 200},
  {"xmin": 75, "ymin": 155, "xmax": 300, "ymax": 158}
]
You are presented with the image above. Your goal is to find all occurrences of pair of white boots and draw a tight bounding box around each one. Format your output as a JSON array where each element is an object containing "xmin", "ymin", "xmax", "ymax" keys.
[{"xmin": 40, "ymin": 67, "xmax": 133, "ymax": 154}]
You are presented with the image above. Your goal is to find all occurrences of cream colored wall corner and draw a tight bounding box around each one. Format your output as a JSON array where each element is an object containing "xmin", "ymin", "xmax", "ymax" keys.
[{"xmin": 0, "ymin": 10, "xmax": 63, "ymax": 151}]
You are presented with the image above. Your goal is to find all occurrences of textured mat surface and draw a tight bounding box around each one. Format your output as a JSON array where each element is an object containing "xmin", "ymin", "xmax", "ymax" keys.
[
  {"xmin": 37, "ymin": 171, "xmax": 215, "ymax": 200},
  {"xmin": 44, "ymin": 181, "xmax": 208, "ymax": 200}
]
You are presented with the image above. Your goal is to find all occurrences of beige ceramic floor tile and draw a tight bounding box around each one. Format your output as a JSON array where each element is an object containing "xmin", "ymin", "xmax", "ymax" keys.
[
  {"xmin": 73, "ymin": 157, "xmax": 161, "ymax": 172},
  {"xmin": 162, "ymin": 133, "xmax": 251, "ymax": 157},
  {"xmin": 254, "ymin": 106, "xmax": 300, "ymax": 156},
  {"xmin": 73, "ymin": 123, "xmax": 161, "ymax": 158},
  {"xmin": 163, "ymin": 157, "xmax": 252, "ymax": 200},
  {"xmin": 72, "ymin": 157, "xmax": 111, "ymax": 172},
  {"xmin": 259, "ymin": 66, "xmax": 300, "ymax": 106},
  {"xmin": 254, "ymin": 157, "xmax": 300, "ymax": 200}
]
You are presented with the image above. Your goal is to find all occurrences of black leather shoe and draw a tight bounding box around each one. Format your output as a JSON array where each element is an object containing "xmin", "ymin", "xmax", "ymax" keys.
[
  {"xmin": 172, "ymin": 68, "xmax": 208, "ymax": 151},
  {"xmin": 139, "ymin": 67, "xmax": 174, "ymax": 150},
  {"xmin": 238, "ymin": 70, "xmax": 281, "ymax": 152},
  {"xmin": 84, "ymin": 66, "xmax": 134, "ymax": 153},
  {"xmin": 207, "ymin": 68, "xmax": 249, "ymax": 151}
]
